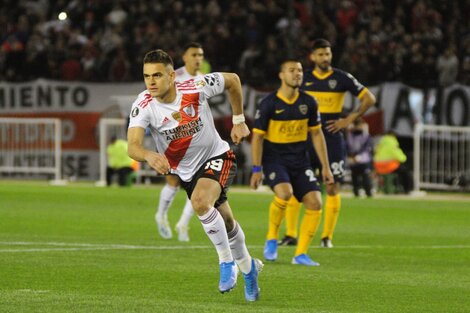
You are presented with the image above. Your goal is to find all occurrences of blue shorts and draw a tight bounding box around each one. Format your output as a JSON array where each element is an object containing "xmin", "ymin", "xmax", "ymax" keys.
[
  {"xmin": 263, "ymin": 163, "xmax": 320, "ymax": 201},
  {"xmin": 309, "ymin": 131, "xmax": 346, "ymax": 183}
]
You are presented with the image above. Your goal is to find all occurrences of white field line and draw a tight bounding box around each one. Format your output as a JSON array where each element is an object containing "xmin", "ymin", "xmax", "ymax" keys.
[{"xmin": 0, "ymin": 241, "xmax": 469, "ymax": 253}]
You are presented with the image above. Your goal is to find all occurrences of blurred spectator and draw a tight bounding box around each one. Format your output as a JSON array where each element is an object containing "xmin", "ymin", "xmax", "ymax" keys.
[
  {"xmin": 346, "ymin": 118, "xmax": 373, "ymax": 197},
  {"xmin": 436, "ymin": 45, "xmax": 459, "ymax": 87},
  {"xmin": 0, "ymin": 0, "xmax": 468, "ymax": 87},
  {"xmin": 373, "ymin": 131, "xmax": 413, "ymax": 194},
  {"xmin": 61, "ymin": 47, "xmax": 82, "ymax": 81},
  {"xmin": 106, "ymin": 136, "xmax": 135, "ymax": 187}
]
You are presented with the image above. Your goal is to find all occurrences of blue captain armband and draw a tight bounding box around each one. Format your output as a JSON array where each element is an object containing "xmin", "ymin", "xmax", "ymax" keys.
[{"xmin": 252, "ymin": 166, "xmax": 262, "ymax": 173}]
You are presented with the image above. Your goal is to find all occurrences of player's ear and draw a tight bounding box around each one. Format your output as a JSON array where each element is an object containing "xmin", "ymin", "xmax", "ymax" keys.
[
  {"xmin": 278, "ymin": 71, "xmax": 284, "ymax": 81},
  {"xmin": 169, "ymin": 70, "xmax": 176, "ymax": 82},
  {"xmin": 309, "ymin": 52, "xmax": 315, "ymax": 62}
]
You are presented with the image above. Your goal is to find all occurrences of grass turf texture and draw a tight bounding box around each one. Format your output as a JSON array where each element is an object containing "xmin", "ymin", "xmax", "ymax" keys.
[{"xmin": 0, "ymin": 182, "xmax": 469, "ymax": 313}]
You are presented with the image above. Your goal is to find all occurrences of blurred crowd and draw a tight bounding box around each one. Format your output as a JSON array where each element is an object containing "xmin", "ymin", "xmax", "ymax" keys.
[{"xmin": 1, "ymin": 0, "xmax": 470, "ymax": 88}]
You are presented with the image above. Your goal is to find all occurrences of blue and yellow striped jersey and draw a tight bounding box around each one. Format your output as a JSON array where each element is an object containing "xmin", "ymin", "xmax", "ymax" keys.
[
  {"xmin": 302, "ymin": 67, "xmax": 368, "ymax": 122},
  {"xmin": 253, "ymin": 90, "xmax": 321, "ymax": 166}
]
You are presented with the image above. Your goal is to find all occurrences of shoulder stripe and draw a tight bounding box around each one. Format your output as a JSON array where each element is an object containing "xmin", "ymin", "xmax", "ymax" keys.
[
  {"xmin": 253, "ymin": 128, "xmax": 266, "ymax": 135},
  {"xmin": 309, "ymin": 124, "xmax": 321, "ymax": 130},
  {"xmin": 357, "ymin": 88, "xmax": 368, "ymax": 99},
  {"xmin": 138, "ymin": 93, "xmax": 152, "ymax": 108}
]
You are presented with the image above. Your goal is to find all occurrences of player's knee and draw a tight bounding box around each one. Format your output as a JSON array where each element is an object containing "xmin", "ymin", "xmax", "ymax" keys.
[
  {"xmin": 275, "ymin": 192, "xmax": 292, "ymax": 202},
  {"xmin": 190, "ymin": 194, "xmax": 211, "ymax": 215}
]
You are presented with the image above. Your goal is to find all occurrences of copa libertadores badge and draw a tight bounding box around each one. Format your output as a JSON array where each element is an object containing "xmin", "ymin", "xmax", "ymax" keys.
[{"xmin": 131, "ymin": 107, "xmax": 139, "ymax": 117}]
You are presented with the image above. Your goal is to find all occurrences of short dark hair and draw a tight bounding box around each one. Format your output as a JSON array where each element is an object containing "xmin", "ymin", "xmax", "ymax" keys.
[
  {"xmin": 280, "ymin": 59, "xmax": 301, "ymax": 71},
  {"xmin": 143, "ymin": 49, "xmax": 174, "ymax": 67},
  {"xmin": 183, "ymin": 42, "xmax": 202, "ymax": 52},
  {"xmin": 311, "ymin": 38, "xmax": 331, "ymax": 51}
]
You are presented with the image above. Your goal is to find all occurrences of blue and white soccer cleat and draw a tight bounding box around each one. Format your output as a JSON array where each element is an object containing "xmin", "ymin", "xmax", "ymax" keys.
[
  {"xmin": 243, "ymin": 258, "xmax": 263, "ymax": 302},
  {"xmin": 263, "ymin": 239, "xmax": 278, "ymax": 261},
  {"xmin": 219, "ymin": 261, "xmax": 238, "ymax": 293},
  {"xmin": 292, "ymin": 254, "xmax": 320, "ymax": 266}
]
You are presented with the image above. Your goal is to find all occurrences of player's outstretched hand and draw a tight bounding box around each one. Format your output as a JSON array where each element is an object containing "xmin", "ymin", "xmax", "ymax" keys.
[
  {"xmin": 250, "ymin": 172, "xmax": 263, "ymax": 190},
  {"xmin": 322, "ymin": 167, "xmax": 335, "ymax": 186},
  {"xmin": 145, "ymin": 152, "xmax": 171, "ymax": 175},
  {"xmin": 231, "ymin": 123, "xmax": 250, "ymax": 145},
  {"xmin": 326, "ymin": 118, "xmax": 349, "ymax": 133}
]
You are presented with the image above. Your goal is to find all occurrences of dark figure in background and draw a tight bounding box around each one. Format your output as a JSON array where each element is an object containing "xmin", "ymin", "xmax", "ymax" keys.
[
  {"xmin": 346, "ymin": 118, "xmax": 373, "ymax": 197},
  {"xmin": 106, "ymin": 136, "xmax": 134, "ymax": 186}
]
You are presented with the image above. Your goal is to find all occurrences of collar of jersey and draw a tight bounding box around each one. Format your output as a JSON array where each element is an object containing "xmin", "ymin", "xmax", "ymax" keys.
[
  {"xmin": 276, "ymin": 91, "xmax": 299, "ymax": 104},
  {"xmin": 312, "ymin": 69, "xmax": 333, "ymax": 80}
]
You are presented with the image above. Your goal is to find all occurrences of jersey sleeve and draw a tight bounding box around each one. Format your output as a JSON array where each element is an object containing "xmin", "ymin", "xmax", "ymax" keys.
[
  {"xmin": 253, "ymin": 95, "xmax": 273, "ymax": 134},
  {"xmin": 344, "ymin": 72, "xmax": 366, "ymax": 98},
  {"xmin": 198, "ymin": 73, "xmax": 225, "ymax": 98},
  {"xmin": 128, "ymin": 98, "xmax": 150, "ymax": 129},
  {"xmin": 307, "ymin": 96, "xmax": 321, "ymax": 129}
]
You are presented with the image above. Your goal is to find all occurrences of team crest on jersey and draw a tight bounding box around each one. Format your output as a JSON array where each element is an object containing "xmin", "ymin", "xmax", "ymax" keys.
[
  {"xmin": 172, "ymin": 111, "xmax": 182, "ymax": 122},
  {"xmin": 182, "ymin": 104, "xmax": 196, "ymax": 118},
  {"xmin": 131, "ymin": 107, "xmax": 139, "ymax": 117},
  {"xmin": 195, "ymin": 80, "xmax": 206, "ymax": 88},
  {"xmin": 299, "ymin": 104, "xmax": 308, "ymax": 115},
  {"xmin": 269, "ymin": 172, "xmax": 276, "ymax": 181},
  {"xmin": 328, "ymin": 79, "xmax": 337, "ymax": 89}
]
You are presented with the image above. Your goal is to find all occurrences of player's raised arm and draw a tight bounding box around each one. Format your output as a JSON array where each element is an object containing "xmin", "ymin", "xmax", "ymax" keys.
[
  {"xmin": 222, "ymin": 72, "xmax": 250, "ymax": 144},
  {"xmin": 127, "ymin": 127, "xmax": 170, "ymax": 175},
  {"xmin": 326, "ymin": 89, "xmax": 376, "ymax": 133}
]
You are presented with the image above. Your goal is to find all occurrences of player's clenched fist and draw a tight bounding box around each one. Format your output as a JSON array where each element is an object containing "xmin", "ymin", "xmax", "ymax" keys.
[{"xmin": 145, "ymin": 151, "xmax": 170, "ymax": 175}]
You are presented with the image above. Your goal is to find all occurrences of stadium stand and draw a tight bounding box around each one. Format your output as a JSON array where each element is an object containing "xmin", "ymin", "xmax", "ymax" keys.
[{"xmin": 1, "ymin": 0, "xmax": 469, "ymax": 88}]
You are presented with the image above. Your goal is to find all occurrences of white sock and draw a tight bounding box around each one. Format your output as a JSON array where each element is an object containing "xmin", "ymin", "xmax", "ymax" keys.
[
  {"xmin": 156, "ymin": 184, "xmax": 178, "ymax": 220},
  {"xmin": 176, "ymin": 198, "xmax": 194, "ymax": 227},
  {"xmin": 228, "ymin": 222, "xmax": 252, "ymax": 274},
  {"xmin": 198, "ymin": 207, "xmax": 233, "ymax": 263}
]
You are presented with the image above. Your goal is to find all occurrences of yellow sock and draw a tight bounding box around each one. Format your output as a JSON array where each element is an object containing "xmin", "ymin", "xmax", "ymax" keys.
[
  {"xmin": 295, "ymin": 209, "xmax": 322, "ymax": 256},
  {"xmin": 266, "ymin": 196, "xmax": 288, "ymax": 240},
  {"xmin": 285, "ymin": 196, "xmax": 301, "ymax": 238},
  {"xmin": 321, "ymin": 194, "xmax": 341, "ymax": 240}
]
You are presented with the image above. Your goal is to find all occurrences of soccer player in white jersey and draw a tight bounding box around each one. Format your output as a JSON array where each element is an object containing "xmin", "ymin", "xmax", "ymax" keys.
[
  {"xmin": 127, "ymin": 49, "xmax": 262, "ymax": 301},
  {"xmin": 155, "ymin": 42, "xmax": 205, "ymax": 242}
]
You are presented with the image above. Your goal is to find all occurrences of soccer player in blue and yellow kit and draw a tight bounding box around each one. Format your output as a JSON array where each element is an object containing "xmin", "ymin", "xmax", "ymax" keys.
[
  {"xmin": 250, "ymin": 59, "xmax": 334, "ymax": 266},
  {"xmin": 280, "ymin": 39, "xmax": 376, "ymax": 248}
]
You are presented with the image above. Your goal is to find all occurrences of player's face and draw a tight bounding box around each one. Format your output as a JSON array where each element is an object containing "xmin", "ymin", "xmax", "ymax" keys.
[
  {"xmin": 143, "ymin": 63, "xmax": 175, "ymax": 98},
  {"xmin": 310, "ymin": 47, "xmax": 332, "ymax": 72},
  {"xmin": 183, "ymin": 47, "xmax": 204, "ymax": 72},
  {"xmin": 280, "ymin": 62, "xmax": 303, "ymax": 88}
]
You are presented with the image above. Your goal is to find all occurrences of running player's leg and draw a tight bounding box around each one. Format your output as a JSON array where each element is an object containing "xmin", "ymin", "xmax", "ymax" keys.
[
  {"xmin": 291, "ymin": 166, "xmax": 322, "ymax": 266},
  {"xmin": 155, "ymin": 175, "xmax": 180, "ymax": 239},
  {"xmin": 175, "ymin": 198, "xmax": 193, "ymax": 242},
  {"xmin": 320, "ymin": 134, "xmax": 345, "ymax": 248},
  {"xmin": 262, "ymin": 164, "xmax": 293, "ymax": 261},
  {"xmin": 184, "ymin": 151, "xmax": 238, "ymax": 294},
  {"xmin": 218, "ymin": 201, "xmax": 262, "ymax": 301},
  {"xmin": 280, "ymin": 196, "xmax": 301, "ymax": 246},
  {"xmin": 191, "ymin": 177, "xmax": 236, "ymax": 293}
]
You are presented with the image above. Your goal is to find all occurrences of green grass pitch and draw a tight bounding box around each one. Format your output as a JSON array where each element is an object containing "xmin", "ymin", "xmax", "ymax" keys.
[{"xmin": 1, "ymin": 181, "xmax": 469, "ymax": 313}]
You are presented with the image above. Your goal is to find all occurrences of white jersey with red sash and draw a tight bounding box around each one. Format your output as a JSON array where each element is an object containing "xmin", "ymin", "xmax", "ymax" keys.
[{"xmin": 128, "ymin": 73, "xmax": 229, "ymax": 182}]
